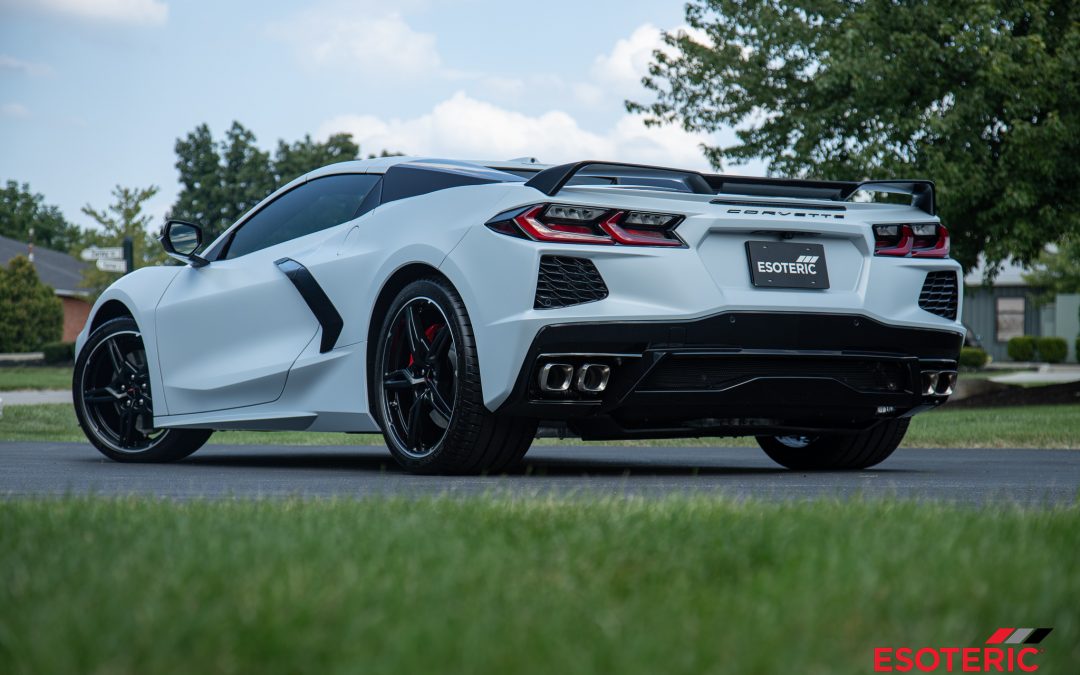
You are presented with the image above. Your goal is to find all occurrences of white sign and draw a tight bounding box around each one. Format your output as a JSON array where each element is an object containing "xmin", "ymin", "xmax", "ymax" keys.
[
  {"xmin": 80, "ymin": 246, "xmax": 125, "ymax": 261},
  {"xmin": 95, "ymin": 259, "xmax": 128, "ymax": 273}
]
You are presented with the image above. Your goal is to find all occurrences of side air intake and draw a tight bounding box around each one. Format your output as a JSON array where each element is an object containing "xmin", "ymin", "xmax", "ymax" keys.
[
  {"xmin": 918, "ymin": 271, "xmax": 958, "ymax": 320},
  {"xmin": 534, "ymin": 255, "xmax": 608, "ymax": 309}
]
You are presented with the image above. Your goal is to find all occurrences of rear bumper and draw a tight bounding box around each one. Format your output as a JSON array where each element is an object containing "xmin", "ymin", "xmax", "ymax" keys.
[{"xmin": 496, "ymin": 311, "xmax": 963, "ymax": 439}]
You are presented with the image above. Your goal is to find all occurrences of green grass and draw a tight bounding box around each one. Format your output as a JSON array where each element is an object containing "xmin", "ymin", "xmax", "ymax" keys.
[
  {"xmin": 2, "ymin": 403, "xmax": 1077, "ymax": 448},
  {"xmin": 1, "ymin": 497, "xmax": 1077, "ymax": 675},
  {"xmin": 0, "ymin": 366, "xmax": 72, "ymax": 391}
]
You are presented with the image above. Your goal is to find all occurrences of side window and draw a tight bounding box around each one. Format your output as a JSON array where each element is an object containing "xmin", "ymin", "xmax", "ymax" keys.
[{"xmin": 224, "ymin": 173, "xmax": 380, "ymax": 259}]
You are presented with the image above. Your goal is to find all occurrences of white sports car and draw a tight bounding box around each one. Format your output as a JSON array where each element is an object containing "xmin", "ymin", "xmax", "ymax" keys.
[{"xmin": 73, "ymin": 157, "xmax": 964, "ymax": 473}]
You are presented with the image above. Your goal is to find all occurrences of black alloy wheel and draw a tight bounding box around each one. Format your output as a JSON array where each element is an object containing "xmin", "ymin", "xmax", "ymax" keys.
[
  {"xmin": 373, "ymin": 278, "xmax": 537, "ymax": 474},
  {"xmin": 380, "ymin": 297, "xmax": 458, "ymax": 457},
  {"xmin": 74, "ymin": 317, "xmax": 211, "ymax": 462}
]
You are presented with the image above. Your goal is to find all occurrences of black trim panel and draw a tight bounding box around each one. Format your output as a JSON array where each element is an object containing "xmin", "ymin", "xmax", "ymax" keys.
[{"xmin": 274, "ymin": 258, "xmax": 344, "ymax": 353}]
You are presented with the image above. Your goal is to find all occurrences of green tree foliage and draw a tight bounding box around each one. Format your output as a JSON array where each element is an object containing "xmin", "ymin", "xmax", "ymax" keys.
[
  {"xmin": 80, "ymin": 185, "xmax": 164, "ymax": 297},
  {"xmin": 629, "ymin": 1, "xmax": 1080, "ymax": 272},
  {"xmin": 0, "ymin": 256, "xmax": 63, "ymax": 352},
  {"xmin": 274, "ymin": 133, "xmax": 360, "ymax": 186},
  {"xmin": 171, "ymin": 123, "xmax": 394, "ymax": 241},
  {"xmin": 1023, "ymin": 235, "xmax": 1080, "ymax": 300},
  {"xmin": 0, "ymin": 180, "xmax": 81, "ymax": 252}
]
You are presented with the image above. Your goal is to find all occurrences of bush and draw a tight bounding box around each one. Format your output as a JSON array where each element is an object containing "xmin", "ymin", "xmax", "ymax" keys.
[
  {"xmin": 959, "ymin": 347, "xmax": 989, "ymax": 370},
  {"xmin": 1036, "ymin": 337, "xmax": 1068, "ymax": 364},
  {"xmin": 0, "ymin": 256, "xmax": 62, "ymax": 353},
  {"xmin": 41, "ymin": 341, "xmax": 75, "ymax": 364},
  {"xmin": 1006, "ymin": 336, "xmax": 1037, "ymax": 362},
  {"xmin": 1076, "ymin": 336, "xmax": 1080, "ymax": 363}
]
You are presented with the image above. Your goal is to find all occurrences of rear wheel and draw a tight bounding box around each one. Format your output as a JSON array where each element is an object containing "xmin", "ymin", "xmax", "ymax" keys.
[
  {"xmin": 73, "ymin": 317, "xmax": 212, "ymax": 462},
  {"xmin": 373, "ymin": 278, "xmax": 536, "ymax": 474},
  {"xmin": 755, "ymin": 419, "xmax": 909, "ymax": 470}
]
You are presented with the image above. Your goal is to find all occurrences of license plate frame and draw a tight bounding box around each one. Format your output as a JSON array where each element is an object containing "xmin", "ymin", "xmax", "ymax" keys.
[{"xmin": 745, "ymin": 241, "xmax": 830, "ymax": 289}]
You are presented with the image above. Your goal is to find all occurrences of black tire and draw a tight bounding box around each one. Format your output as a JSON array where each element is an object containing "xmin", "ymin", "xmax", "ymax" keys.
[
  {"xmin": 755, "ymin": 419, "xmax": 909, "ymax": 470},
  {"xmin": 73, "ymin": 316, "xmax": 212, "ymax": 463},
  {"xmin": 373, "ymin": 278, "xmax": 537, "ymax": 474}
]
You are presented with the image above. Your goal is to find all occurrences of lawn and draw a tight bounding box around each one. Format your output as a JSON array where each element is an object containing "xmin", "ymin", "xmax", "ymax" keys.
[
  {"xmin": 2, "ymin": 403, "xmax": 1077, "ymax": 449},
  {"xmin": 0, "ymin": 366, "xmax": 72, "ymax": 391},
  {"xmin": 1, "ymin": 497, "xmax": 1076, "ymax": 675}
]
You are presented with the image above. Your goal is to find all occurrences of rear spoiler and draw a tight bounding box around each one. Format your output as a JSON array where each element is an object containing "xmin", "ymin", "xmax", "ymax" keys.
[{"xmin": 524, "ymin": 161, "xmax": 936, "ymax": 215}]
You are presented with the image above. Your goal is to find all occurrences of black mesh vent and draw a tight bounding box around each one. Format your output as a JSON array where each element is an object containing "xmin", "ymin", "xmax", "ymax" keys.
[
  {"xmin": 640, "ymin": 356, "xmax": 910, "ymax": 393},
  {"xmin": 534, "ymin": 256, "xmax": 608, "ymax": 309},
  {"xmin": 918, "ymin": 271, "xmax": 958, "ymax": 320}
]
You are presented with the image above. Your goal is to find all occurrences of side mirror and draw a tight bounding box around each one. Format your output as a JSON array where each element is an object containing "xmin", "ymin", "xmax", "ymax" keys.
[{"xmin": 160, "ymin": 220, "xmax": 208, "ymax": 267}]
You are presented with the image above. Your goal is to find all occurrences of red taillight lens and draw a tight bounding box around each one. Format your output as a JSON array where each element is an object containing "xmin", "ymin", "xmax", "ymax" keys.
[
  {"xmin": 873, "ymin": 223, "xmax": 949, "ymax": 258},
  {"xmin": 486, "ymin": 204, "xmax": 684, "ymax": 247}
]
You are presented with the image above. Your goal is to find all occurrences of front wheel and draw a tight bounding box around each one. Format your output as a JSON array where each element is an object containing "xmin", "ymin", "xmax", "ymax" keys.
[
  {"xmin": 73, "ymin": 317, "xmax": 212, "ymax": 462},
  {"xmin": 755, "ymin": 418, "xmax": 909, "ymax": 470},
  {"xmin": 373, "ymin": 278, "xmax": 536, "ymax": 474}
]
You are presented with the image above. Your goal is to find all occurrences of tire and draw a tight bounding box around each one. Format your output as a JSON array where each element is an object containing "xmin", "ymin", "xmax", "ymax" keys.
[
  {"xmin": 73, "ymin": 316, "xmax": 212, "ymax": 463},
  {"xmin": 755, "ymin": 418, "xmax": 909, "ymax": 470},
  {"xmin": 373, "ymin": 278, "xmax": 537, "ymax": 474}
]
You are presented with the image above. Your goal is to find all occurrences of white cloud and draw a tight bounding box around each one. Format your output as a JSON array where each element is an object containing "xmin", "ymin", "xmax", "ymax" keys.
[
  {"xmin": 268, "ymin": 7, "xmax": 440, "ymax": 77},
  {"xmin": 0, "ymin": 0, "xmax": 168, "ymax": 25},
  {"xmin": 318, "ymin": 91, "xmax": 712, "ymax": 169},
  {"xmin": 590, "ymin": 22, "xmax": 712, "ymax": 99},
  {"xmin": 0, "ymin": 55, "xmax": 53, "ymax": 76},
  {"xmin": 1, "ymin": 102, "xmax": 30, "ymax": 117}
]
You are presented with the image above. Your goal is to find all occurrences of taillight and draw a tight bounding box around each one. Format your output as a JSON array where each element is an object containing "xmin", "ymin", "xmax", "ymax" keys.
[
  {"xmin": 486, "ymin": 204, "xmax": 684, "ymax": 247},
  {"xmin": 873, "ymin": 223, "xmax": 949, "ymax": 258}
]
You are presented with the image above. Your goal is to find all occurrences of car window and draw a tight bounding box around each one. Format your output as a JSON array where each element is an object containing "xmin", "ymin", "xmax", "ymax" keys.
[{"xmin": 224, "ymin": 173, "xmax": 380, "ymax": 259}]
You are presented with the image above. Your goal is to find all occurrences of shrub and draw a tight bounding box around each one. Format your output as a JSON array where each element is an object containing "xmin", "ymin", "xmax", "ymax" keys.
[
  {"xmin": 959, "ymin": 347, "xmax": 989, "ymax": 370},
  {"xmin": 1076, "ymin": 336, "xmax": 1080, "ymax": 363},
  {"xmin": 0, "ymin": 256, "xmax": 63, "ymax": 353},
  {"xmin": 1006, "ymin": 336, "xmax": 1037, "ymax": 362},
  {"xmin": 41, "ymin": 341, "xmax": 75, "ymax": 364},
  {"xmin": 1036, "ymin": 337, "xmax": 1068, "ymax": 364}
]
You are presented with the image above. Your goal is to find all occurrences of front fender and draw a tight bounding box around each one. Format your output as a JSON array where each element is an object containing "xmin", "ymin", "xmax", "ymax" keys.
[{"xmin": 76, "ymin": 265, "xmax": 184, "ymax": 415}]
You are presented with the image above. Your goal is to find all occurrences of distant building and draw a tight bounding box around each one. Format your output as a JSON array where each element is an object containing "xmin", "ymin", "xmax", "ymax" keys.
[
  {"xmin": 0, "ymin": 234, "xmax": 91, "ymax": 343},
  {"xmin": 963, "ymin": 258, "xmax": 1080, "ymax": 362}
]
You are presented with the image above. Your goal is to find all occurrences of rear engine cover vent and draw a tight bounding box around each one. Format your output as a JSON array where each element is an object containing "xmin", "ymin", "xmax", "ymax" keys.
[
  {"xmin": 918, "ymin": 271, "xmax": 958, "ymax": 320},
  {"xmin": 535, "ymin": 255, "xmax": 609, "ymax": 309}
]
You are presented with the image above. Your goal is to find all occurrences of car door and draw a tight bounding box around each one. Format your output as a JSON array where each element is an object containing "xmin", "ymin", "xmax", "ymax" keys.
[{"xmin": 154, "ymin": 173, "xmax": 380, "ymax": 415}]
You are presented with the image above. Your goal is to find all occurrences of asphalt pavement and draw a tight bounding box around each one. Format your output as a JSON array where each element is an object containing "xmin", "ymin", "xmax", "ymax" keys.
[{"xmin": 1, "ymin": 441, "xmax": 1077, "ymax": 504}]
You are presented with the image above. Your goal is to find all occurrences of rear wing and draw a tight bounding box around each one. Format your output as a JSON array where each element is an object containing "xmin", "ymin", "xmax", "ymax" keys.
[{"xmin": 523, "ymin": 161, "xmax": 936, "ymax": 215}]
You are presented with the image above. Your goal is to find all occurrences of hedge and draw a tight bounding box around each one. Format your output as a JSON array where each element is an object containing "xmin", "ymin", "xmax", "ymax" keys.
[
  {"xmin": 1006, "ymin": 336, "xmax": 1037, "ymax": 362},
  {"xmin": 41, "ymin": 341, "xmax": 75, "ymax": 364},
  {"xmin": 1036, "ymin": 337, "xmax": 1068, "ymax": 364},
  {"xmin": 958, "ymin": 347, "xmax": 989, "ymax": 369}
]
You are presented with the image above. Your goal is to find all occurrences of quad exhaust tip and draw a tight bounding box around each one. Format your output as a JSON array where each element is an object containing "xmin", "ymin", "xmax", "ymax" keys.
[
  {"xmin": 538, "ymin": 362, "xmax": 612, "ymax": 394},
  {"xmin": 922, "ymin": 370, "xmax": 957, "ymax": 396}
]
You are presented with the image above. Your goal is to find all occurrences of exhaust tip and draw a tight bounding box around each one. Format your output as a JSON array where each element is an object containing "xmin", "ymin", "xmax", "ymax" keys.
[
  {"xmin": 538, "ymin": 363, "xmax": 574, "ymax": 392},
  {"xmin": 576, "ymin": 363, "xmax": 611, "ymax": 393}
]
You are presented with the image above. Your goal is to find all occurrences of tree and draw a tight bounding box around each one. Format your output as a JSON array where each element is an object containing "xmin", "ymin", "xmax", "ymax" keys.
[
  {"xmin": 629, "ymin": 0, "xmax": 1080, "ymax": 273},
  {"xmin": 274, "ymin": 133, "xmax": 361, "ymax": 186},
  {"xmin": 0, "ymin": 180, "xmax": 81, "ymax": 251},
  {"xmin": 80, "ymin": 185, "xmax": 163, "ymax": 297},
  {"xmin": 1023, "ymin": 235, "xmax": 1080, "ymax": 301},
  {"xmin": 0, "ymin": 256, "xmax": 62, "ymax": 352},
  {"xmin": 171, "ymin": 123, "xmax": 394, "ymax": 241}
]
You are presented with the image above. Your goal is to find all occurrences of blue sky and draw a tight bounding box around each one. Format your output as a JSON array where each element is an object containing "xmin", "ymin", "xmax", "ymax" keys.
[{"xmin": 0, "ymin": 0, "xmax": 762, "ymax": 231}]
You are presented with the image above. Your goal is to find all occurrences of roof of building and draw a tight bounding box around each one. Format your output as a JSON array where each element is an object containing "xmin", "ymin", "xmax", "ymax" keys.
[
  {"xmin": 964, "ymin": 256, "xmax": 1031, "ymax": 287},
  {"xmin": 0, "ymin": 234, "xmax": 90, "ymax": 296}
]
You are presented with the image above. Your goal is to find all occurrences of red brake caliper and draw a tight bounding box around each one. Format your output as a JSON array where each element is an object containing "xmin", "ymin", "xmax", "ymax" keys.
[{"xmin": 407, "ymin": 324, "xmax": 441, "ymax": 368}]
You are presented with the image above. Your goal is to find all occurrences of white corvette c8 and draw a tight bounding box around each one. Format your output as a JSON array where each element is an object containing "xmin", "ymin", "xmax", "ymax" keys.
[{"xmin": 74, "ymin": 157, "xmax": 964, "ymax": 473}]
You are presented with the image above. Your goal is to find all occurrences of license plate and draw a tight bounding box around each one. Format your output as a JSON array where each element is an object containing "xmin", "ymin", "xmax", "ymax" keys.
[{"xmin": 746, "ymin": 241, "xmax": 830, "ymax": 289}]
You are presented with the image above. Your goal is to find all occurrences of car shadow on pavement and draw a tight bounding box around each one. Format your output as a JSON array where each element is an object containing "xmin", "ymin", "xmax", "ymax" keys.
[{"xmin": 171, "ymin": 451, "xmax": 915, "ymax": 477}]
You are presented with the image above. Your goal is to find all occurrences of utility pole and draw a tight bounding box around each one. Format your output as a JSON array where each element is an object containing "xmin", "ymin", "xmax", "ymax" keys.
[{"xmin": 123, "ymin": 236, "xmax": 134, "ymax": 275}]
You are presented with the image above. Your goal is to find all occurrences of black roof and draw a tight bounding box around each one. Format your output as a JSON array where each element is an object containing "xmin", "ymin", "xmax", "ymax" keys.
[{"xmin": 0, "ymin": 234, "xmax": 90, "ymax": 296}]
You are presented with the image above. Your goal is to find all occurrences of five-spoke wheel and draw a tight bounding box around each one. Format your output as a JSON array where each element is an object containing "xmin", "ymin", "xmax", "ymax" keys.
[
  {"xmin": 380, "ymin": 297, "xmax": 458, "ymax": 457},
  {"xmin": 74, "ymin": 317, "xmax": 211, "ymax": 462},
  {"xmin": 373, "ymin": 278, "xmax": 536, "ymax": 474}
]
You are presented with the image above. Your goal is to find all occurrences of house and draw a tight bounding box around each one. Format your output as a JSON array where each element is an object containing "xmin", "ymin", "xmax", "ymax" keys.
[
  {"xmin": 963, "ymin": 258, "xmax": 1080, "ymax": 362},
  {"xmin": 0, "ymin": 234, "xmax": 91, "ymax": 343}
]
